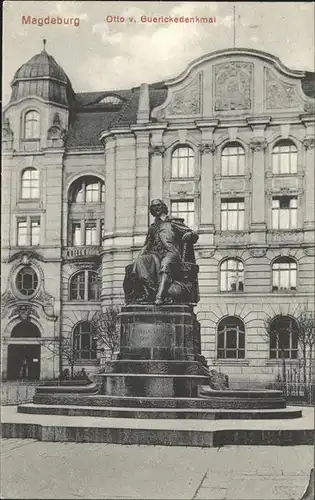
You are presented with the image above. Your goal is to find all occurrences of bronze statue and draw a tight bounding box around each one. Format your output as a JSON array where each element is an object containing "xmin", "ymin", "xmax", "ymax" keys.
[{"xmin": 123, "ymin": 199, "xmax": 199, "ymax": 305}]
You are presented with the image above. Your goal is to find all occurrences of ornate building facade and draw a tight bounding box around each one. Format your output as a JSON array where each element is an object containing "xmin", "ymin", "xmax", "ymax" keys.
[{"xmin": 2, "ymin": 46, "xmax": 315, "ymax": 386}]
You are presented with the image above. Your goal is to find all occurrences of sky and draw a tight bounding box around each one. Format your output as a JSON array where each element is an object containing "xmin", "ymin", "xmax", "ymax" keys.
[{"xmin": 2, "ymin": 1, "xmax": 315, "ymax": 104}]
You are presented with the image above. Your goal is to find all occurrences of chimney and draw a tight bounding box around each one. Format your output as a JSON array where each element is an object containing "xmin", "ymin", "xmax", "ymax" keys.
[{"xmin": 137, "ymin": 83, "xmax": 150, "ymax": 123}]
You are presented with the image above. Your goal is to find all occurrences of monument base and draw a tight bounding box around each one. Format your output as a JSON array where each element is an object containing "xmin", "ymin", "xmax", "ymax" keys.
[
  {"xmin": 8, "ymin": 305, "xmax": 310, "ymax": 445},
  {"xmin": 100, "ymin": 304, "xmax": 210, "ymax": 398}
]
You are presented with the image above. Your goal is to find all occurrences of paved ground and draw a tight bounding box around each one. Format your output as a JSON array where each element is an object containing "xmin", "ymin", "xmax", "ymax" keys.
[{"xmin": 1, "ymin": 439, "xmax": 313, "ymax": 500}]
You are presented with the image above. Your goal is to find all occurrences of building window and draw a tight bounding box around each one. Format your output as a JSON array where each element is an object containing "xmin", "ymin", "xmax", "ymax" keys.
[
  {"xmin": 217, "ymin": 317, "xmax": 245, "ymax": 359},
  {"xmin": 171, "ymin": 146, "xmax": 195, "ymax": 178},
  {"xmin": 30, "ymin": 218, "xmax": 40, "ymax": 246},
  {"xmin": 69, "ymin": 271, "xmax": 101, "ymax": 301},
  {"xmin": 171, "ymin": 200, "xmax": 195, "ymax": 227},
  {"xmin": 272, "ymin": 257, "xmax": 297, "ymax": 291},
  {"xmin": 221, "ymin": 198, "xmax": 244, "ymax": 231},
  {"xmin": 272, "ymin": 196, "xmax": 297, "ymax": 230},
  {"xmin": 21, "ymin": 168, "xmax": 39, "ymax": 199},
  {"xmin": 69, "ymin": 176, "xmax": 104, "ymax": 204},
  {"xmin": 71, "ymin": 223, "xmax": 82, "ymax": 246},
  {"xmin": 17, "ymin": 218, "xmax": 27, "ymax": 246},
  {"xmin": 70, "ymin": 221, "xmax": 103, "ymax": 246},
  {"xmin": 272, "ymin": 140, "xmax": 297, "ymax": 175},
  {"xmin": 73, "ymin": 321, "xmax": 97, "ymax": 360},
  {"xmin": 85, "ymin": 223, "xmax": 97, "ymax": 245},
  {"xmin": 221, "ymin": 142, "xmax": 245, "ymax": 176},
  {"xmin": 24, "ymin": 110, "xmax": 40, "ymax": 140},
  {"xmin": 269, "ymin": 316, "xmax": 298, "ymax": 359},
  {"xmin": 220, "ymin": 259, "xmax": 244, "ymax": 292},
  {"xmin": 16, "ymin": 267, "xmax": 39, "ymax": 296},
  {"xmin": 17, "ymin": 216, "xmax": 40, "ymax": 246}
]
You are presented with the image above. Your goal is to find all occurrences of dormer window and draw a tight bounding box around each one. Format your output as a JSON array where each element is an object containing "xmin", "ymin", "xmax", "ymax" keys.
[
  {"xmin": 98, "ymin": 95, "xmax": 123, "ymax": 106},
  {"xmin": 24, "ymin": 110, "xmax": 40, "ymax": 140}
]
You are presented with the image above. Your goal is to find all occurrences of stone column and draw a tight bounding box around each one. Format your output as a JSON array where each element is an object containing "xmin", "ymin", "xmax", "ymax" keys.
[
  {"xmin": 247, "ymin": 117, "xmax": 270, "ymax": 245},
  {"xmin": 149, "ymin": 145, "xmax": 165, "ymax": 201},
  {"xmin": 103, "ymin": 137, "xmax": 116, "ymax": 236},
  {"xmin": 199, "ymin": 142, "xmax": 216, "ymax": 246},
  {"xmin": 115, "ymin": 133, "xmax": 136, "ymax": 235},
  {"xmin": 249, "ymin": 137, "xmax": 268, "ymax": 244},
  {"xmin": 303, "ymin": 136, "xmax": 315, "ymax": 241},
  {"xmin": 149, "ymin": 126, "xmax": 167, "ymax": 202},
  {"xmin": 134, "ymin": 130, "xmax": 150, "ymax": 236},
  {"xmin": 196, "ymin": 120, "xmax": 219, "ymax": 247}
]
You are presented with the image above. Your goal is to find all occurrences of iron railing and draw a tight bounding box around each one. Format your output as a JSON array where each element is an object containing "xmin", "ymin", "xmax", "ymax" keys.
[{"xmin": 1, "ymin": 381, "xmax": 38, "ymax": 405}]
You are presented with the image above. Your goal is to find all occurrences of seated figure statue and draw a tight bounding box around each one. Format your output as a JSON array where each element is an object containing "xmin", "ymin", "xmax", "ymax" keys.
[{"xmin": 123, "ymin": 199, "xmax": 199, "ymax": 305}]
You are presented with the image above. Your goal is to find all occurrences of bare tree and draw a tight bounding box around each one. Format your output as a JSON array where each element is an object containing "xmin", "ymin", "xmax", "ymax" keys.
[
  {"xmin": 91, "ymin": 306, "xmax": 121, "ymax": 360},
  {"xmin": 264, "ymin": 305, "xmax": 315, "ymax": 397},
  {"xmin": 39, "ymin": 335, "xmax": 77, "ymax": 379},
  {"xmin": 263, "ymin": 314, "xmax": 290, "ymax": 391},
  {"xmin": 296, "ymin": 304, "xmax": 315, "ymax": 390}
]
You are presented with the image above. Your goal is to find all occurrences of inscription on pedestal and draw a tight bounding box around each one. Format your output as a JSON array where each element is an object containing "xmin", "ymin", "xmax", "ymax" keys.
[{"xmin": 121, "ymin": 323, "xmax": 174, "ymax": 348}]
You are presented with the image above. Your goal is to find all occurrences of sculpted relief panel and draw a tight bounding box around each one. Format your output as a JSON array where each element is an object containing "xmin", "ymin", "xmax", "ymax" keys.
[
  {"xmin": 162, "ymin": 73, "xmax": 201, "ymax": 117},
  {"xmin": 214, "ymin": 62, "xmax": 253, "ymax": 112},
  {"xmin": 265, "ymin": 68, "xmax": 301, "ymax": 109}
]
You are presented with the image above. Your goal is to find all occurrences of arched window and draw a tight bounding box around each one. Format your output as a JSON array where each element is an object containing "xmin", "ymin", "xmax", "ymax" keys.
[
  {"xmin": 272, "ymin": 257, "xmax": 297, "ymax": 291},
  {"xmin": 11, "ymin": 321, "xmax": 41, "ymax": 338},
  {"xmin": 171, "ymin": 146, "xmax": 195, "ymax": 178},
  {"xmin": 16, "ymin": 267, "xmax": 39, "ymax": 296},
  {"xmin": 220, "ymin": 259, "xmax": 244, "ymax": 292},
  {"xmin": 217, "ymin": 317, "xmax": 245, "ymax": 359},
  {"xmin": 69, "ymin": 176, "xmax": 105, "ymax": 203},
  {"xmin": 73, "ymin": 321, "xmax": 97, "ymax": 360},
  {"xmin": 272, "ymin": 140, "xmax": 297, "ymax": 174},
  {"xmin": 69, "ymin": 270, "xmax": 101, "ymax": 301},
  {"xmin": 269, "ymin": 316, "xmax": 298, "ymax": 359},
  {"xmin": 24, "ymin": 110, "xmax": 40, "ymax": 140},
  {"xmin": 21, "ymin": 168, "xmax": 39, "ymax": 199},
  {"xmin": 221, "ymin": 142, "xmax": 245, "ymax": 176}
]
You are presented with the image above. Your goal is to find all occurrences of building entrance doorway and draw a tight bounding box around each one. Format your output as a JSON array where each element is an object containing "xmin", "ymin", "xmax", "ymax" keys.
[
  {"xmin": 7, "ymin": 321, "xmax": 41, "ymax": 380},
  {"xmin": 7, "ymin": 344, "xmax": 41, "ymax": 380}
]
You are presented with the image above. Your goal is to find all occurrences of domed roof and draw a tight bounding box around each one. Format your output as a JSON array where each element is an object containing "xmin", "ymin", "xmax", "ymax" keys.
[
  {"xmin": 12, "ymin": 47, "xmax": 68, "ymax": 84},
  {"xmin": 10, "ymin": 42, "xmax": 74, "ymax": 107}
]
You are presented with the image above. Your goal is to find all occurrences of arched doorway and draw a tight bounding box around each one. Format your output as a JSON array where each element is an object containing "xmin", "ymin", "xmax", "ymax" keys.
[{"xmin": 7, "ymin": 321, "xmax": 41, "ymax": 380}]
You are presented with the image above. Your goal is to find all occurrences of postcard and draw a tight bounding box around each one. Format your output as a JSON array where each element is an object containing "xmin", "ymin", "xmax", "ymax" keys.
[{"xmin": 2, "ymin": 2, "xmax": 314, "ymax": 499}]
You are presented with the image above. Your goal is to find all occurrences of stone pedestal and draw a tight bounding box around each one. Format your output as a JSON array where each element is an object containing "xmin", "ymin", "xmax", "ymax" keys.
[
  {"xmin": 119, "ymin": 305, "xmax": 200, "ymax": 360},
  {"xmin": 100, "ymin": 305, "xmax": 210, "ymax": 398}
]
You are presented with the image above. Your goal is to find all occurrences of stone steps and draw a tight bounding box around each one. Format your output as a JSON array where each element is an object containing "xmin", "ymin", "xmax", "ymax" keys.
[
  {"xmin": 35, "ymin": 383, "xmax": 99, "ymax": 394},
  {"xmin": 33, "ymin": 393, "xmax": 287, "ymax": 409},
  {"xmin": 17, "ymin": 403, "xmax": 302, "ymax": 420},
  {"xmin": 2, "ymin": 406, "xmax": 314, "ymax": 447}
]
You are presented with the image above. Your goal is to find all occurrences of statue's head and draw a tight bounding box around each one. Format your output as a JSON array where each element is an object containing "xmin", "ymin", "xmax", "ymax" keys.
[{"xmin": 149, "ymin": 199, "xmax": 168, "ymax": 217}]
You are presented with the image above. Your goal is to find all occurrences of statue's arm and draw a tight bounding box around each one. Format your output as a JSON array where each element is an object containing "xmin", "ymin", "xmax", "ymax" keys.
[
  {"xmin": 173, "ymin": 220, "xmax": 198, "ymax": 243},
  {"xmin": 182, "ymin": 230, "xmax": 198, "ymax": 243}
]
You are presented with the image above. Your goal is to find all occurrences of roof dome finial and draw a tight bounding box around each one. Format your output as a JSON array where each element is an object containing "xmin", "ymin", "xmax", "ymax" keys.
[{"xmin": 42, "ymin": 38, "xmax": 47, "ymax": 52}]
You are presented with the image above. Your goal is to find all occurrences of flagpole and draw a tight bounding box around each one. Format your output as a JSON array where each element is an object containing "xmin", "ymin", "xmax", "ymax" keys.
[{"xmin": 233, "ymin": 5, "xmax": 236, "ymax": 48}]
